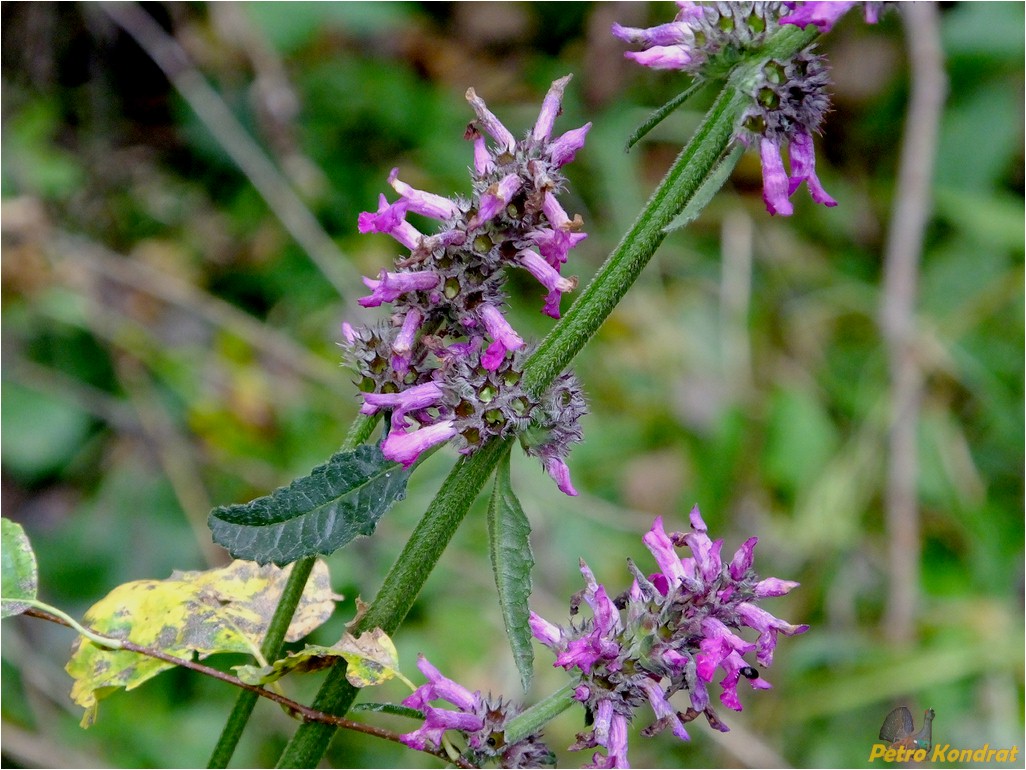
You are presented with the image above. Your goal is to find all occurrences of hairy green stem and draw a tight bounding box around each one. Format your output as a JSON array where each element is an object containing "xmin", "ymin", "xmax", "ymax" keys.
[
  {"xmin": 504, "ymin": 681, "xmax": 577, "ymax": 745},
  {"xmin": 208, "ymin": 414, "xmax": 377, "ymax": 768},
  {"xmin": 276, "ymin": 437, "xmax": 513, "ymax": 767}
]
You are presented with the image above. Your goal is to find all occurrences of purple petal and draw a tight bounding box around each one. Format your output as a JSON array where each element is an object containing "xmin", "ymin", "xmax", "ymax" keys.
[
  {"xmin": 465, "ymin": 87, "xmax": 516, "ymax": 152},
  {"xmin": 388, "ymin": 168, "xmax": 460, "ymax": 220},
  {"xmin": 478, "ymin": 303, "xmax": 525, "ymax": 371},
  {"xmin": 643, "ymin": 517, "xmax": 688, "ymax": 588},
  {"xmin": 357, "ymin": 194, "xmax": 423, "ymax": 249},
  {"xmin": 517, "ymin": 249, "xmax": 577, "ymax": 318},
  {"xmin": 624, "ymin": 46, "xmax": 693, "ymax": 70},
  {"xmin": 611, "ymin": 20, "xmax": 693, "ymax": 47},
  {"xmin": 391, "ymin": 308, "xmax": 424, "ymax": 374},
  {"xmin": 728, "ymin": 536, "xmax": 758, "ymax": 580},
  {"xmin": 549, "ymin": 122, "xmax": 592, "ymax": 167},
  {"xmin": 787, "ymin": 130, "xmax": 837, "ymax": 207},
  {"xmin": 529, "ymin": 611, "xmax": 562, "ymax": 648},
  {"xmin": 780, "ymin": 1, "xmax": 857, "ymax": 32},
  {"xmin": 414, "ymin": 654, "xmax": 478, "ymax": 712},
  {"xmin": 361, "ymin": 381, "xmax": 443, "ymax": 422},
  {"xmin": 638, "ymin": 677, "xmax": 690, "ymax": 741},
  {"xmin": 759, "ymin": 138, "xmax": 793, "ymax": 216},
  {"xmin": 474, "ymin": 173, "xmax": 523, "ymax": 226},
  {"xmin": 753, "ymin": 577, "xmax": 800, "ymax": 597},
  {"xmin": 358, "ymin": 269, "xmax": 440, "ymax": 308},
  {"xmin": 533, "ymin": 75, "xmax": 572, "ymax": 142},
  {"xmin": 544, "ymin": 456, "xmax": 578, "ymax": 496},
  {"xmin": 472, "ymin": 135, "xmax": 494, "ymax": 176},
  {"xmin": 382, "ymin": 420, "xmax": 458, "ymax": 468}
]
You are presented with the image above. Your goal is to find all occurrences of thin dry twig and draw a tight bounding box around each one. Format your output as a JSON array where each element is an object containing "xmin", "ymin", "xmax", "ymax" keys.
[
  {"xmin": 51, "ymin": 231, "xmax": 341, "ymax": 389},
  {"xmin": 879, "ymin": 2, "xmax": 946, "ymax": 646},
  {"xmin": 24, "ymin": 607, "xmax": 475, "ymax": 769},
  {"xmin": 97, "ymin": 1, "xmax": 361, "ymax": 310}
]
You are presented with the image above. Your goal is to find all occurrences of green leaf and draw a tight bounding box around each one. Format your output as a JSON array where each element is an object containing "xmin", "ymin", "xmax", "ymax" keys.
[
  {"xmin": 66, "ymin": 559, "xmax": 337, "ymax": 727},
  {"xmin": 487, "ymin": 451, "xmax": 535, "ymax": 692},
  {"xmin": 208, "ymin": 444, "xmax": 410, "ymax": 566},
  {"xmin": 1, "ymin": 518, "xmax": 38, "ymax": 618},
  {"xmin": 352, "ymin": 702, "xmax": 424, "ymax": 720},
  {"xmin": 625, "ymin": 81, "xmax": 706, "ymax": 152},
  {"xmin": 664, "ymin": 143, "xmax": 744, "ymax": 232},
  {"xmin": 235, "ymin": 628, "xmax": 400, "ymax": 688}
]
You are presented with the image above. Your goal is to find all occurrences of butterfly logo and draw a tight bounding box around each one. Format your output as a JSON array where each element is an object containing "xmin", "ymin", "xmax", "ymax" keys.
[{"xmin": 879, "ymin": 706, "xmax": 935, "ymax": 751}]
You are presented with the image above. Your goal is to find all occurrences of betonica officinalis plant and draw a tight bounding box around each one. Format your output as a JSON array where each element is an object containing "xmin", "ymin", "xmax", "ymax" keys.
[{"xmin": 9, "ymin": 2, "xmax": 1015, "ymax": 768}]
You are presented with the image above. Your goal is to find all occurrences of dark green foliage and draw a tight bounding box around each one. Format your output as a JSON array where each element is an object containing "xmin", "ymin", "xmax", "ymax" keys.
[
  {"xmin": 209, "ymin": 445, "xmax": 409, "ymax": 565},
  {"xmin": 487, "ymin": 451, "xmax": 536, "ymax": 692}
]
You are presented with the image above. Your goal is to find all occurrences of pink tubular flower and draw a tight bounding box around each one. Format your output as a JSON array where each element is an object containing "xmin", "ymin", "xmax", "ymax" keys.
[
  {"xmin": 474, "ymin": 173, "xmax": 524, "ymax": 226},
  {"xmin": 517, "ymin": 249, "xmax": 578, "ymax": 319},
  {"xmin": 533, "ymin": 75, "xmax": 572, "ymax": 142},
  {"xmin": 357, "ymin": 194, "xmax": 423, "ymax": 249},
  {"xmin": 358, "ymin": 269, "xmax": 440, "ymax": 308},
  {"xmin": 388, "ymin": 168, "xmax": 460, "ymax": 221},
  {"xmin": 360, "ymin": 381, "xmax": 443, "ymax": 424},
  {"xmin": 543, "ymin": 456, "xmax": 578, "ymax": 497},
  {"xmin": 759, "ymin": 138, "xmax": 794, "ymax": 217},
  {"xmin": 465, "ymin": 86, "xmax": 516, "ymax": 152},
  {"xmin": 548, "ymin": 122, "xmax": 592, "ymax": 167},
  {"xmin": 781, "ymin": 2, "xmax": 881, "ymax": 32},
  {"xmin": 382, "ymin": 420, "xmax": 458, "ymax": 468},
  {"xmin": 787, "ymin": 129, "xmax": 837, "ymax": 207},
  {"xmin": 479, "ymin": 303, "xmax": 525, "ymax": 371}
]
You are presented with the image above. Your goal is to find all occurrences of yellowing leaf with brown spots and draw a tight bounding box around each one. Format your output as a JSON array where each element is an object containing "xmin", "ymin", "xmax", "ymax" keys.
[
  {"xmin": 66, "ymin": 559, "xmax": 338, "ymax": 727},
  {"xmin": 234, "ymin": 628, "xmax": 399, "ymax": 689}
]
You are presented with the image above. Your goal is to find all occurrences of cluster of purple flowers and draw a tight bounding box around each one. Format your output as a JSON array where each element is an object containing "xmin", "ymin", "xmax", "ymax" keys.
[
  {"xmin": 530, "ymin": 507, "xmax": 808, "ymax": 768},
  {"xmin": 401, "ymin": 654, "xmax": 555, "ymax": 768},
  {"xmin": 345, "ymin": 77, "xmax": 590, "ymax": 494},
  {"xmin": 613, "ymin": 1, "xmax": 881, "ymax": 216}
]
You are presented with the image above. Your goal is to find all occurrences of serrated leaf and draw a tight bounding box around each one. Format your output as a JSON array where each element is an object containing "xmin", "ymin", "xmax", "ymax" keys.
[
  {"xmin": 664, "ymin": 143, "xmax": 744, "ymax": 232},
  {"xmin": 487, "ymin": 452, "xmax": 534, "ymax": 692},
  {"xmin": 1, "ymin": 518, "xmax": 38, "ymax": 618},
  {"xmin": 235, "ymin": 628, "xmax": 399, "ymax": 688},
  {"xmin": 208, "ymin": 444, "xmax": 409, "ymax": 566},
  {"xmin": 352, "ymin": 702, "xmax": 424, "ymax": 720},
  {"xmin": 66, "ymin": 559, "xmax": 336, "ymax": 727}
]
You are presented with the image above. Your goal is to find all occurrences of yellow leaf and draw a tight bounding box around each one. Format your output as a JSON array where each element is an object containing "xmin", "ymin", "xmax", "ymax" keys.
[
  {"xmin": 66, "ymin": 559, "xmax": 337, "ymax": 727},
  {"xmin": 232, "ymin": 628, "xmax": 400, "ymax": 689}
]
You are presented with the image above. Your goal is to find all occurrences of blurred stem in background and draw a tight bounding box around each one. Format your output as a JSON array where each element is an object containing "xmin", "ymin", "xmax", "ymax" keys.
[
  {"xmin": 99, "ymin": 1, "xmax": 362, "ymax": 312},
  {"xmin": 879, "ymin": 2, "xmax": 945, "ymax": 647}
]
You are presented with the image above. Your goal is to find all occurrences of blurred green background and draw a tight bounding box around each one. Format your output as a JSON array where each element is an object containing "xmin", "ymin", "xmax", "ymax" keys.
[{"xmin": 2, "ymin": 2, "xmax": 1022, "ymax": 768}]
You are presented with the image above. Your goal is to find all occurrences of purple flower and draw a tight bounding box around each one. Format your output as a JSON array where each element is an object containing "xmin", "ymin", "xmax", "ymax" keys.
[
  {"xmin": 786, "ymin": 129, "xmax": 837, "ymax": 208},
  {"xmin": 388, "ymin": 168, "xmax": 461, "ymax": 221},
  {"xmin": 781, "ymin": 1, "xmax": 882, "ymax": 33},
  {"xmin": 479, "ymin": 303, "xmax": 525, "ymax": 371},
  {"xmin": 759, "ymin": 138, "xmax": 794, "ymax": 217},
  {"xmin": 357, "ymin": 194, "xmax": 423, "ymax": 250},
  {"xmin": 532, "ymin": 507, "xmax": 809, "ymax": 767},
  {"xmin": 549, "ymin": 122, "xmax": 593, "ymax": 167},
  {"xmin": 613, "ymin": 5, "xmax": 845, "ymax": 217},
  {"xmin": 517, "ymin": 249, "xmax": 578, "ymax": 319},
  {"xmin": 348, "ymin": 78, "xmax": 589, "ymax": 494},
  {"xmin": 382, "ymin": 420, "xmax": 458, "ymax": 468},
  {"xmin": 401, "ymin": 654, "xmax": 554, "ymax": 768},
  {"xmin": 358, "ymin": 269, "xmax": 440, "ymax": 308},
  {"xmin": 473, "ymin": 173, "xmax": 524, "ymax": 227}
]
